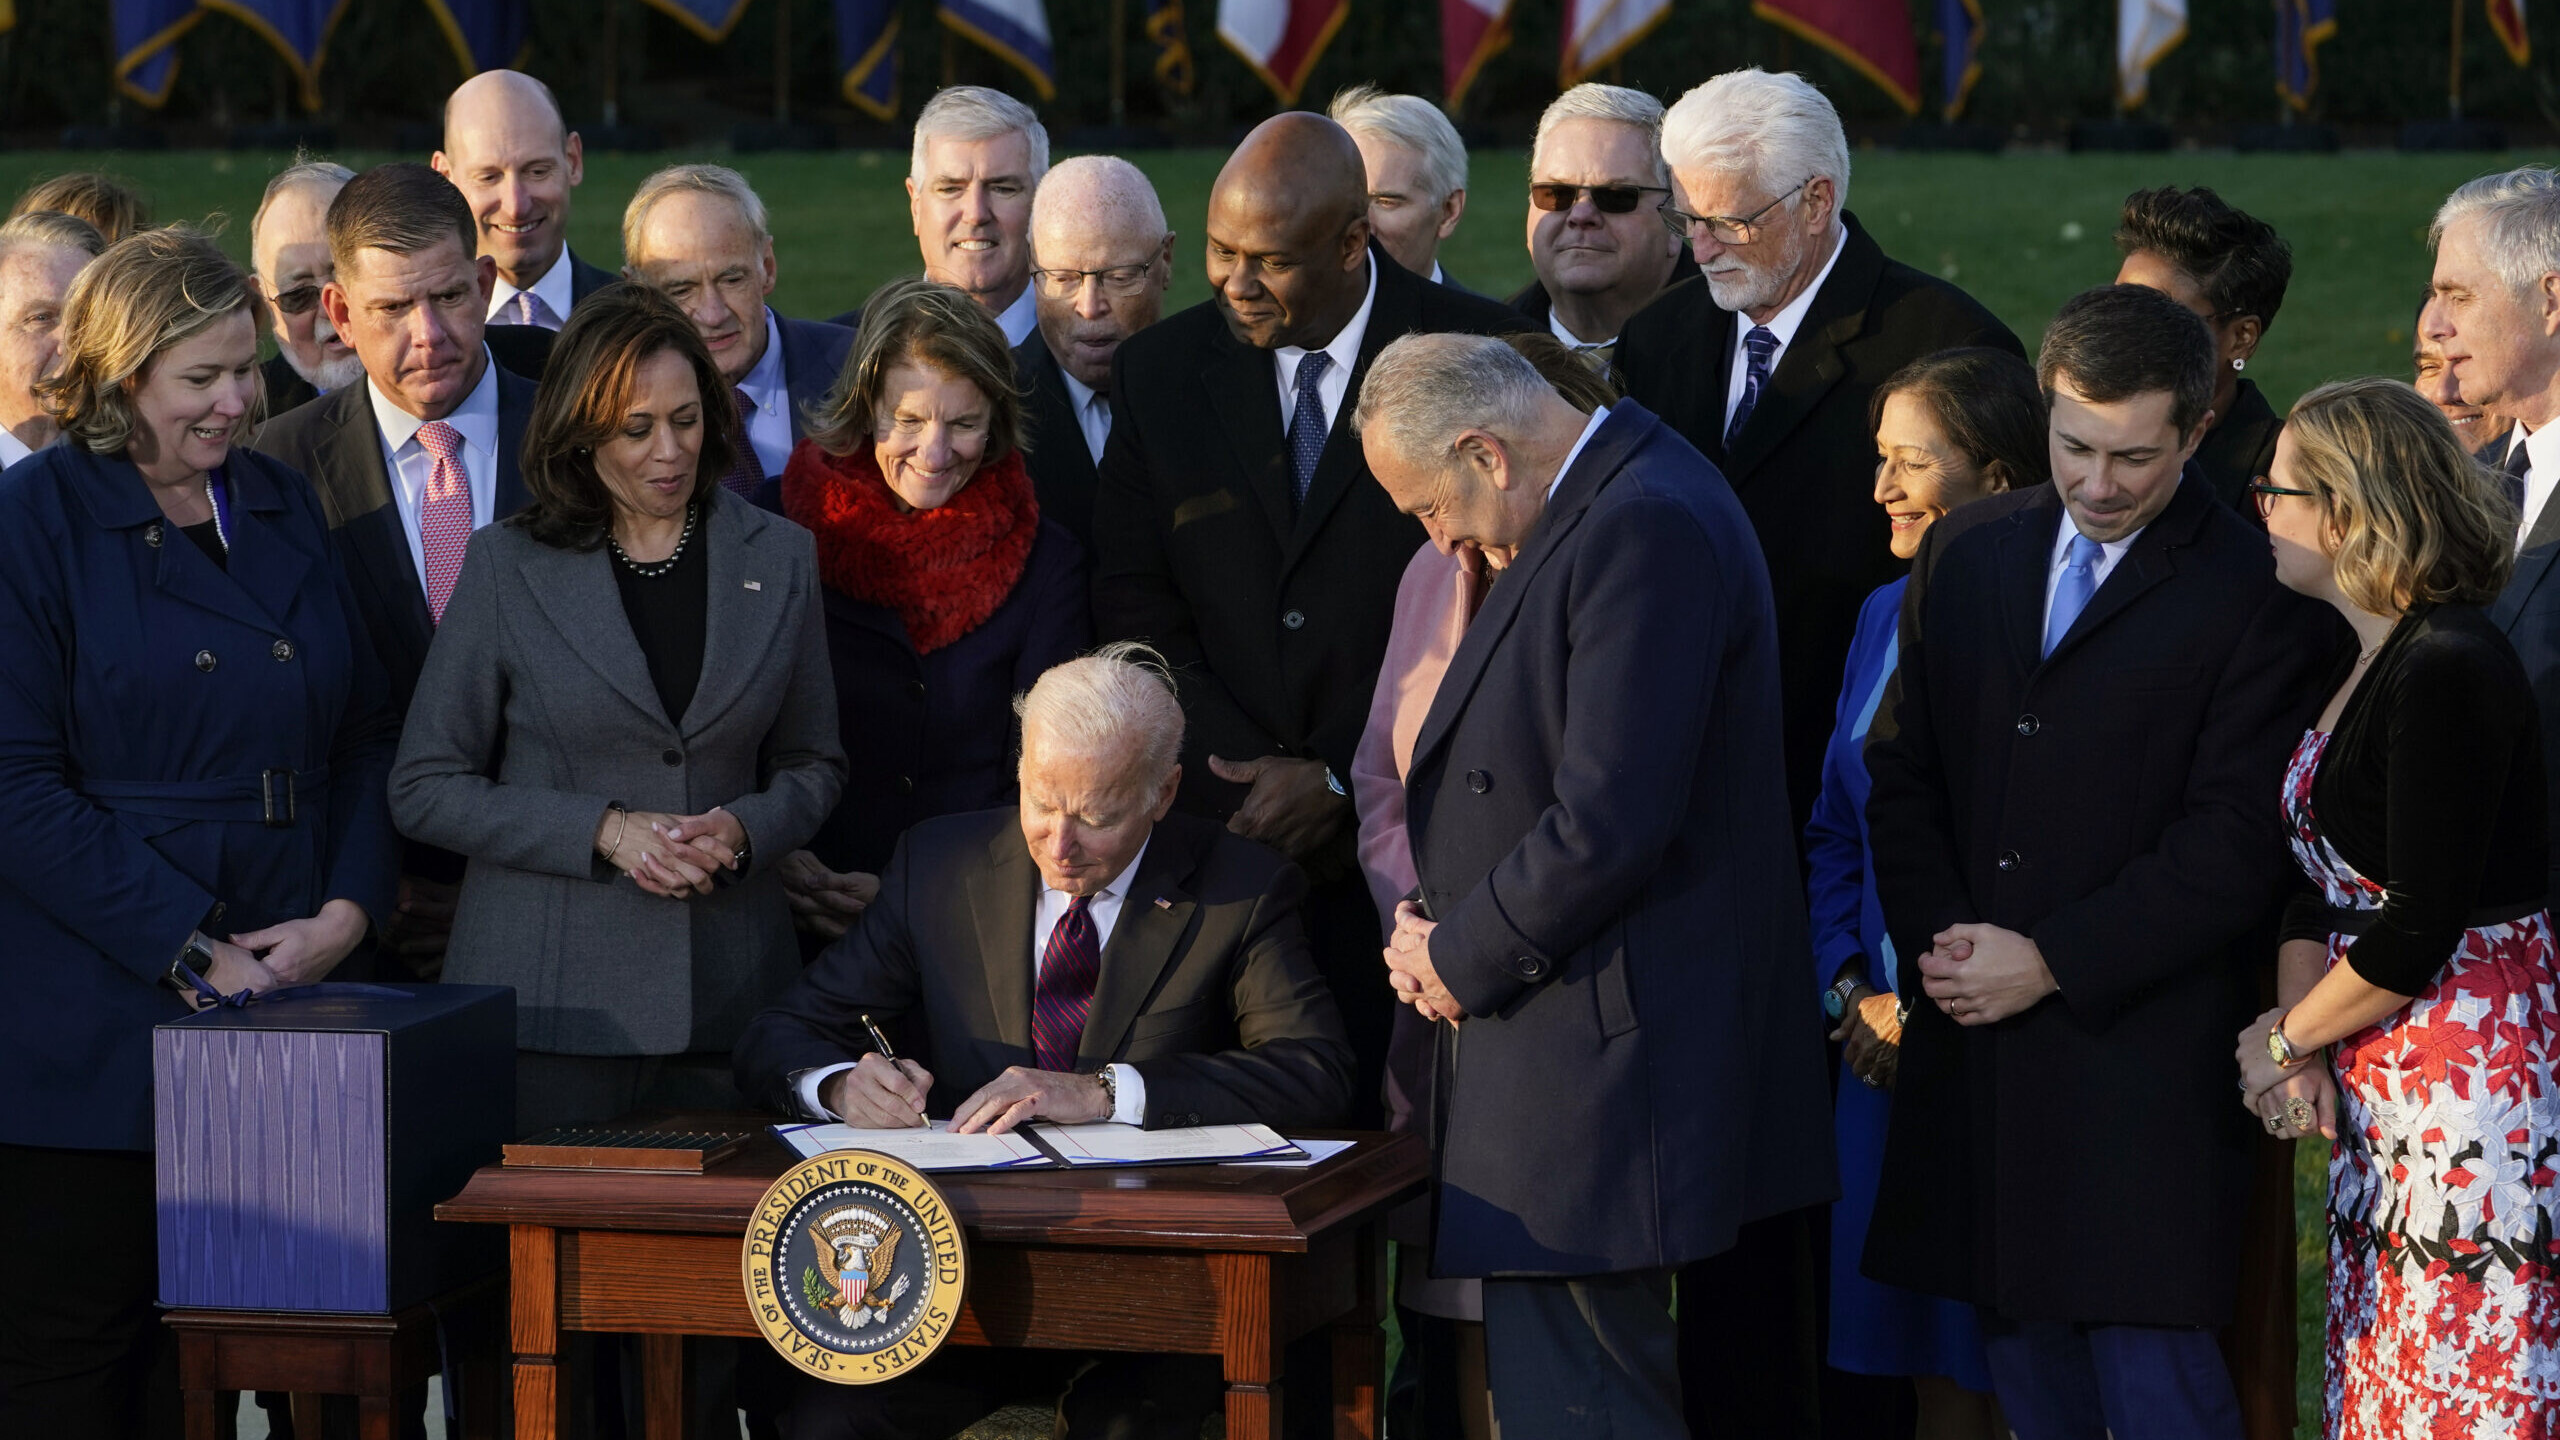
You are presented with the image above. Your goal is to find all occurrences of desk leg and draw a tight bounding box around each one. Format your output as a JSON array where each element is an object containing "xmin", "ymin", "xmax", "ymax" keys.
[
  {"xmin": 641, "ymin": 1333, "xmax": 688, "ymax": 1440},
  {"xmin": 1214, "ymin": 1253, "xmax": 1280, "ymax": 1440},
  {"xmin": 358, "ymin": 1394, "xmax": 396, "ymax": 1440},
  {"xmin": 1331, "ymin": 1222, "xmax": 1388, "ymax": 1440},
  {"xmin": 182, "ymin": 1388, "xmax": 220, "ymax": 1440},
  {"xmin": 511, "ymin": 1224, "xmax": 565, "ymax": 1440}
]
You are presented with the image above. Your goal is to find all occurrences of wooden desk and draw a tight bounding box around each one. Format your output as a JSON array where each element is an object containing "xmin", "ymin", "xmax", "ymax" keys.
[{"xmin": 436, "ymin": 1124, "xmax": 1425, "ymax": 1440}]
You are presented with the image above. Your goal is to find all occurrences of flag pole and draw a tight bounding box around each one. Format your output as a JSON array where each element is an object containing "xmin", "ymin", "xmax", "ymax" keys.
[
  {"xmin": 774, "ymin": 0, "xmax": 791, "ymax": 123},
  {"xmin": 1110, "ymin": 0, "xmax": 1128, "ymax": 124},
  {"xmin": 602, "ymin": 0, "xmax": 622, "ymax": 126},
  {"xmin": 2449, "ymin": 0, "xmax": 2466, "ymax": 117}
]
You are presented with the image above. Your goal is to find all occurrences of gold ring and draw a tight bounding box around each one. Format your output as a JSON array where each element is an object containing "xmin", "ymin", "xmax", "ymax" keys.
[
  {"xmin": 2263, "ymin": 1113, "xmax": 2284, "ymax": 1135},
  {"xmin": 2285, "ymin": 1096, "xmax": 2317, "ymax": 1132}
]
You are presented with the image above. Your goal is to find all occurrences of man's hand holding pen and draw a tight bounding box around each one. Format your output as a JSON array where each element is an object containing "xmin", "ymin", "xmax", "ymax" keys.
[
  {"xmin": 821, "ymin": 1014, "xmax": 936, "ymax": 1128},
  {"xmin": 1385, "ymin": 900, "xmax": 1468, "ymax": 1025}
]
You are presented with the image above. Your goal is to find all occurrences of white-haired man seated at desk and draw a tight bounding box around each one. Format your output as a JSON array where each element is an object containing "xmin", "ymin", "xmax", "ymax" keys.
[{"xmin": 733, "ymin": 641, "xmax": 1355, "ymax": 1439}]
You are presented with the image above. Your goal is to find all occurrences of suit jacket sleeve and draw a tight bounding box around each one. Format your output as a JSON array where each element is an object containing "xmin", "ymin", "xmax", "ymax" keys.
[
  {"xmin": 732, "ymin": 830, "xmax": 928, "ymax": 1115},
  {"xmin": 2029, "ymin": 585, "xmax": 2334, "ymax": 1026},
  {"xmin": 1864, "ymin": 525, "xmax": 1981, "ymax": 991},
  {"xmin": 1127, "ymin": 860, "xmax": 1357, "ymax": 1130},
  {"xmin": 1089, "ymin": 350, "xmax": 1283, "ymax": 765},
  {"xmin": 1429, "ymin": 493, "xmax": 1734, "ymax": 1018},
  {"xmin": 387, "ymin": 531, "xmax": 619, "ymax": 879},
  {"xmin": 724, "ymin": 528, "xmax": 847, "ymax": 877},
  {"xmin": 314, "ymin": 494, "xmax": 401, "ymax": 934}
]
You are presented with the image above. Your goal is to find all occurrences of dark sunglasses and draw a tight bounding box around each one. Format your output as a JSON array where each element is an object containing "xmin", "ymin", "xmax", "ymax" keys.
[
  {"xmin": 268, "ymin": 283, "xmax": 324, "ymax": 316},
  {"xmin": 2247, "ymin": 478, "xmax": 2316, "ymax": 518},
  {"xmin": 1529, "ymin": 183, "xmax": 1671, "ymax": 215}
]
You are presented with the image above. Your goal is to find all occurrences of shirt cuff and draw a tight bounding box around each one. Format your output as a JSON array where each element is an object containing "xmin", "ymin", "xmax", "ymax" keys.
[
  {"xmin": 795, "ymin": 1062, "xmax": 859, "ymax": 1121},
  {"xmin": 1107, "ymin": 1062, "xmax": 1145, "ymax": 1126}
]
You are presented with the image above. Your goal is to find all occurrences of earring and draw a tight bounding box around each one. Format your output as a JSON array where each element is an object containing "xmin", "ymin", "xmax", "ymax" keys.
[{"xmin": 2232, "ymin": 357, "xmax": 2246, "ymax": 372}]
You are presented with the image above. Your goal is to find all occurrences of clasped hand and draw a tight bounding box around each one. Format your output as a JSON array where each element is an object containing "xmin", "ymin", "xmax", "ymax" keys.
[
  {"xmin": 2234, "ymin": 1005, "xmax": 2339, "ymax": 1140},
  {"xmin": 778, "ymin": 850, "xmax": 880, "ymax": 939},
  {"xmin": 821, "ymin": 1054, "xmax": 1111, "ymax": 1135},
  {"xmin": 597, "ymin": 805, "xmax": 747, "ymax": 899},
  {"xmin": 1206, "ymin": 754, "xmax": 1350, "ymax": 865},
  {"xmin": 1384, "ymin": 900, "xmax": 1468, "ymax": 1025},
  {"xmin": 1918, "ymin": 923, "xmax": 2057, "ymax": 1027}
]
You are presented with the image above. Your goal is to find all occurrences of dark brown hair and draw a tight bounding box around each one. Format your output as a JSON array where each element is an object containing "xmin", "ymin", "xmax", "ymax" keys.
[
  {"xmin": 327, "ymin": 162, "xmax": 476, "ymax": 280},
  {"xmin": 1501, "ymin": 331, "xmax": 1619, "ymax": 412},
  {"xmin": 1869, "ymin": 348, "xmax": 2050, "ymax": 491},
  {"xmin": 14, "ymin": 173, "xmax": 147, "ymax": 245},
  {"xmin": 2036, "ymin": 283, "xmax": 2218, "ymax": 437},
  {"xmin": 513, "ymin": 281, "xmax": 738, "ymax": 551},
  {"xmin": 807, "ymin": 276, "xmax": 1022, "ymax": 462}
]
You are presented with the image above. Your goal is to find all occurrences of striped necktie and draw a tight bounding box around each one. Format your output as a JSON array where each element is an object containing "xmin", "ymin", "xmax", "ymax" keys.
[
  {"xmin": 1726, "ymin": 326, "xmax": 1779, "ymax": 449},
  {"xmin": 1032, "ymin": 895, "xmax": 1100, "ymax": 1073}
]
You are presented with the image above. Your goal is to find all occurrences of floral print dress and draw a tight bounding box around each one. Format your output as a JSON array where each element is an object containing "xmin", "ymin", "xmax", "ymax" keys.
[{"xmin": 2284, "ymin": 728, "xmax": 2560, "ymax": 1437}]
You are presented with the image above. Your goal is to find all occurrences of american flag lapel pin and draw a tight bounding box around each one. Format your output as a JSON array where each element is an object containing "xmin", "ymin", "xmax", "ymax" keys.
[
  {"xmin": 1153, "ymin": 896, "xmax": 1173, "ymax": 910},
  {"xmin": 743, "ymin": 580, "xmax": 762, "ymax": 591}
]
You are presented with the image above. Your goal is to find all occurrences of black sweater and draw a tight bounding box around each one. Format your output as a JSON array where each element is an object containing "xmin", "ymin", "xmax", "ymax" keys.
[{"xmin": 2283, "ymin": 602, "xmax": 2549, "ymax": 994}]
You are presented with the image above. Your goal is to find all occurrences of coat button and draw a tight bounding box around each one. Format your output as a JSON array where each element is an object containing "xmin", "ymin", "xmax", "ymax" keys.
[
  {"xmin": 908, "ymin": 680, "xmax": 926, "ymax": 701},
  {"xmin": 897, "ymin": 775, "xmax": 915, "ymax": 795},
  {"xmin": 1466, "ymin": 769, "xmax": 1490, "ymax": 793},
  {"xmin": 194, "ymin": 650, "xmax": 216, "ymax": 672},
  {"xmin": 146, "ymin": 522, "xmax": 164, "ymax": 548},
  {"xmin": 271, "ymin": 639, "xmax": 295, "ymax": 662},
  {"xmin": 1281, "ymin": 610, "xmax": 1306, "ymax": 630},
  {"xmin": 1516, "ymin": 955, "xmax": 1548, "ymax": 980},
  {"xmin": 661, "ymin": 748, "xmax": 682, "ymax": 766},
  {"xmin": 1997, "ymin": 850, "xmax": 2020, "ymax": 872},
  {"xmin": 2015, "ymin": 714, "xmax": 2038, "ymax": 736}
]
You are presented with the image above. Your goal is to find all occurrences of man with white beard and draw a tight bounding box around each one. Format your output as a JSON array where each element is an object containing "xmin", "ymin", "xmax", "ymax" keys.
[{"xmin": 250, "ymin": 159, "xmax": 364, "ymax": 416}]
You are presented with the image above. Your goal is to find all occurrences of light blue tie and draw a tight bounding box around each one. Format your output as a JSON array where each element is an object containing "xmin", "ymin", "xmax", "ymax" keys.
[
  {"xmin": 2044, "ymin": 533, "xmax": 2105, "ymax": 657},
  {"xmin": 1287, "ymin": 351, "xmax": 1332, "ymax": 507}
]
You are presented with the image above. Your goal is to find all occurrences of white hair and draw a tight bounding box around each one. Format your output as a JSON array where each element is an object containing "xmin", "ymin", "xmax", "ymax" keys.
[
  {"xmin": 1351, "ymin": 332, "xmax": 1551, "ymax": 471},
  {"xmin": 1661, "ymin": 68, "xmax": 1850, "ymax": 213},
  {"xmin": 2432, "ymin": 166, "xmax": 2560, "ymax": 298},
  {"xmin": 249, "ymin": 158, "xmax": 353, "ymax": 260},
  {"xmin": 1532, "ymin": 84, "xmax": 1668, "ymax": 189},
  {"xmin": 911, "ymin": 86, "xmax": 1051, "ymax": 186},
  {"xmin": 622, "ymin": 163, "xmax": 770, "ymax": 260},
  {"xmin": 1015, "ymin": 642, "xmax": 1184, "ymax": 783},
  {"xmin": 1029, "ymin": 155, "xmax": 1167, "ymax": 247},
  {"xmin": 1328, "ymin": 84, "xmax": 1467, "ymax": 202}
]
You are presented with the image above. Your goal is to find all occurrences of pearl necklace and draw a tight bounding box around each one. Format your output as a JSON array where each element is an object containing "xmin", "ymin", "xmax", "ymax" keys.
[{"xmin": 609, "ymin": 503, "xmax": 696, "ymax": 578}]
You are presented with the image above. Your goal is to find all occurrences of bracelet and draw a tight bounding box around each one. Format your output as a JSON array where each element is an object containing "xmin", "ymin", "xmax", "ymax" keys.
[{"xmin": 601, "ymin": 803, "xmax": 630, "ymax": 864}]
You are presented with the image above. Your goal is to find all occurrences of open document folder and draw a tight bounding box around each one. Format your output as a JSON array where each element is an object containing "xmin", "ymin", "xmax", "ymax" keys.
[{"xmin": 772, "ymin": 1118, "xmax": 1312, "ymax": 1171}]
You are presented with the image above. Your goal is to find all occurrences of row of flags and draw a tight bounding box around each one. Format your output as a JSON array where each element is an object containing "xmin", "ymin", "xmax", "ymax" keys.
[{"xmin": 102, "ymin": 0, "xmax": 2545, "ymax": 119}]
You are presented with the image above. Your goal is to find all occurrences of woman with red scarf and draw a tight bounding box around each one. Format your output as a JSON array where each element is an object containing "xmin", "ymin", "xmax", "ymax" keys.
[{"xmin": 766, "ymin": 278, "xmax": 1088, "ymax": 936}]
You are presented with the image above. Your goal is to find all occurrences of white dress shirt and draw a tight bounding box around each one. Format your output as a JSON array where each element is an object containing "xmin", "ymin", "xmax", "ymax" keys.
[
  {"xmin": 1546, "ymin": 405, "xmax": 1611, "ymax": 502},
  {"xmin": 0, "ymin": 427, "xmax": 34, "ymax": 470},
  {"xmin": 2509, "ymin": 422, "xmax": 2560, "ymax": 550},
  {"xmin": 994, "ymin": 285, "xmax": 1039, "ymax": 348},
  {"xmin": 1275, "ymin": 257, "xmax": 1378, "ymax": 440},
  {"xmin": 1549, "ymin": 308, "xmax": 1613, "ymax": 350},
  {"xmin": 2040, "ymin": 511, "xmax": 2144, "ymax": 642},
  {"xmin": 370, "ymin": 354, "xmax": 501, "ymax": 589},
  {"xmin": 1057, "ymin": 365, "xmax": 1113, "ymax": 466},
  {"xmin": 1721, "ymin": 224, "xmax": 1848, "ymax": 434},
  {"xmin": 486, "ymin": 247, "xmax": 580, "ymax": 327},
  {"xmin": 795, "ymin": 837, "xmax": 1156, "ymax": 1126},
  {"xmin": 735, "ymin": 308, "xmax": 796, "ymax": 478}
]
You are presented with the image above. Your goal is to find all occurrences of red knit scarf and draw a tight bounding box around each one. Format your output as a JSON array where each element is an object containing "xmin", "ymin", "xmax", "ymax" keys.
[{"xmin": 780, "ymin": 439, "xmax": 1040, "ymax": 654}]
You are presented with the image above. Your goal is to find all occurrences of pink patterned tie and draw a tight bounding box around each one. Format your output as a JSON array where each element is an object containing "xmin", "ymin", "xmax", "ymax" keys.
[
  {"xmin": 416, "ymin": 420, "xmax": 472, "ymax": 625},
  {"xmin": 513, "ymin": 290, "xmax": 559, "ymax": 330},
  {"xmin": 1031, "ymin": 895, "xmax": 1100, "ymax": 1073}
]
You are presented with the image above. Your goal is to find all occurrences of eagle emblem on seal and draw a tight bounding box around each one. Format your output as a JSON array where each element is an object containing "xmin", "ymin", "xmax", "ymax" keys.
[{"xmin": 802, "ymin": 1205, "xmax": 910, "ymax": 1329}]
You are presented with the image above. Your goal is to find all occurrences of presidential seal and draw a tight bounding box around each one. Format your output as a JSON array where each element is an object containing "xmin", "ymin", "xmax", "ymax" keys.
[{"xmin": 743, "ymin": 1152, "xmax": 967, "ymax": 1384}]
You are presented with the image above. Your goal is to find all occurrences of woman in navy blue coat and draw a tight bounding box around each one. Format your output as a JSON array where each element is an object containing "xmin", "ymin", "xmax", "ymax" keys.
[
  {"xmin": 0, "ymin": 228, "xmax": 396, "ymax": 1439},
  {"xmin": 758, "ymin": 279, "xmax": 1087, "ymax": 936}
]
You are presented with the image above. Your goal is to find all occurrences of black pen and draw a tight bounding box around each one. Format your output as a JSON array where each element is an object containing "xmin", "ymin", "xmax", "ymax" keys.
[{"xmin": 860, "ymin": 1013, "xmax": 897, "ymax": 1060}]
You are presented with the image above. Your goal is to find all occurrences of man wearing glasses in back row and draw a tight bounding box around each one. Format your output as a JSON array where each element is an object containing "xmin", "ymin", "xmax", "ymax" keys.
[
  {"xmin": 1508, "ymin": 82, "xmax": 1696, "ymax": 375},
  {"xmin": 1609, "ymin": 67, "xmax": 2023, "ymax": 1440}
]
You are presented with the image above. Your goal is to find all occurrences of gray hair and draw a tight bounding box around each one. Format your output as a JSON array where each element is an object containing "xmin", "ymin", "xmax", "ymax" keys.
[
  {"xmin": 1352, "ymin": 332, "xmax": 1551, "ymax": 471},
  {"xmin": 0, "ymin": 209, "xmax": 106, "ymax": 263},
  {"xmin": 1030, "ymin": 155, "xmax": 1167, "ymax": 247},
  {"xmin": 1661, "ymin": 68, "xmax": 1851, "ymax": 214},
  {"xmin": 2431, "ymin": 166, "xmax": 2560, "ymax": 299},
  {"xmin": 1532, "ymin": 84, "xmax": 1669, "ymax": 190},
  {"xmin": 1015, "ymin": 641, "xmax": 1185, "ymax": 784},
  {"xmin": 622, "ymin": 163, "xmax": 770, "ymax": 262},
  {"xmin": 249, "ymin": 157, "xmax": 353, "ymax": 258},
  {"xmin": 911, "ymin": 86, "xmax": 1051, "ymax": 186},
  {"xmin": 1327, "ymin": 84, "xmax": 1467, "ymax": 202}
]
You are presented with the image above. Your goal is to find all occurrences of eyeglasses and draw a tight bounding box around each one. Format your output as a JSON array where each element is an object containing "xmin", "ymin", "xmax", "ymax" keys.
[
  {"xmin": 268, "ymin": 283, "xmax": 323, "ymax": 316},
  {"xmin": 1529, "ymin": 183, "xmax": 1672, "ymax": 215},
  {"xmin": 1658, "ymin": 179, "xmax": 1809, "ymax": 246},
  {"xmin": 2248, "ymin": 478, "xmax": 2317, "ymax": 518},
  {"xmin": 1030, "ymin": 256, "xmax": 1163, "ymax": 299}
]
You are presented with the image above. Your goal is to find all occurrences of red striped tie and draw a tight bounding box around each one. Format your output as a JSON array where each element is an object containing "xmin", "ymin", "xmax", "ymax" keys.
[
  {"xmin": 1031, "ymin": 895, "xmax": 1099, "ymax": 1073},
  {"xmin": 417, "ymin": 420, "xmax": 471, "ymax": 625}
]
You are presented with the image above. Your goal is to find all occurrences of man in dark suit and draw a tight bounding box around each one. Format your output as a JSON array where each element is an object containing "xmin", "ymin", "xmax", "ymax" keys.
[
  {"xmin": 620, "ymin": 164, "xmax": 852, "ymax": 498},
  {"xmin": 1091, "ymin": 112, "xmax": 1523, "ymax": 1126},
  {"xmin": 247, "ymin": 159, "xmax": 359, "ymax": 420},
  {"xmin": 433, "ymin": 69, "xmax": 613, "ymax": 334},
  {"xmin": 2492, "ymin": 545, "xmax": 2560, "ymax": 914},
  {"xmin": 252, "ymin": 161, "xmax": 538, "ymax": 976},
  {"xmin": 1863, "ymin": 286, "xmax": 2344, "ymax": 1435},
  {"xmin": 1328, "ymin": 85, "xmax": 1471, "ymax": 291},
  {"xmin": 1355, "ymin": 333, "xmax": 1833, "ymax": 1438},
  {"xmin": 1017, "ymin": 154, "xmax": 1173, "ymax": 555},
  {"xmin": 1507, "ymin": 82, "xmax": 1692, "ymax": 365},
  {"xmin": 736, "ymin": 644, "xmax": 1354, "ymax": 1439}
]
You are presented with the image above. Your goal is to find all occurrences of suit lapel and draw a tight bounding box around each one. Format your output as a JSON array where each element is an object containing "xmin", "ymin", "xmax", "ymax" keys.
[
  {"xmin": 323, "ymin": 393, "xmax": 437, "ymax": 659},
  {"xmin": 215, "ymin": 457, "xmax": 314, "ymax": 634},
  {"xmin": 967, "ymin": 826, "xmax": 1040, "ymax": 1052},
  {"xmin": 2495, "ymin": 541, "xmax": 2560, "ymax": 633},
  {"xmin": 1202, "ymin": 324, "xmax": 1296, "ymax": 545},
  {"xmin": 1288, "ymin": 249, "xmax": 1416, "ymax": 564},
  {"xmin": 1022, "ymin": 340, "xmax": 1100, "ymax": 496},
  {"xmin": 493, "ymin": 372, "xmax": 534, "ymax": 519},
  {"xmin": 2526, "ymin": 490, "xmax": 2560, "ymax": 555},
  {"xmin": 1997, "ymin": 489, "xmax": 2064, "ymax": 674},
  {"xmin": 1725, "ymin": 217, "xmax": 1883, "ymax": 483},
  {"xmin": 681, "ymin": 496, "xmax": 787, "ymax": 734},
  {"xmin": 1081, "ymin": 827, "xmax": 1200, "ymax": 1064},
  {"xmin": 520, "ymin": 534, "xmax": 672, "ymax": 726},
  {"xmin": 2037, "ymin": 474, "xmax": 2210, "ymax": 670}
]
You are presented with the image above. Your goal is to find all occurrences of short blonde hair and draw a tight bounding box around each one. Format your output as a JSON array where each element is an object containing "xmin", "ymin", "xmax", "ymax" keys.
[
  {"xmin": 2284, "ymin": 376, "xmax": 2514, "ymax": 614},
  {"xmin": 39, "ymin": 226, "xmax": 264, "ymax": 456},
  {"xmin": 806, "ymin": 276, "xmax": 1021, "ymax": 462}
]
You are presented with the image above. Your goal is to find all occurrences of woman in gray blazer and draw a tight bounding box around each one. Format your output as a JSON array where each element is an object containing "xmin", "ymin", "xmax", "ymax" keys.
[{"xmin": 391, "ymin": 283, "xmax": 845, "ymax": 1133}]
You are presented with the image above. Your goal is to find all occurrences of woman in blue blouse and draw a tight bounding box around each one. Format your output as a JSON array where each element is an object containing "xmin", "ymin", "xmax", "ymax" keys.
[
  {"xmin": 1805, "ymin": 347, "xmax": 2044, "ymax": 1436},
  {"xmin": 0, "ymin": 228, "xmax": 396, "ymax": 1438}
]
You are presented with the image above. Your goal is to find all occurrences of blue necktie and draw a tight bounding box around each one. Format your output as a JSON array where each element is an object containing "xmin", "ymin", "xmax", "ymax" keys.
[
  {"xmin": 1287, "ymin": 351, "xmax": 1332, "ymax": 506},
  {"xmin": 2044, "ymin": 533, "xmax": 2105, "ymax": 658},
  {"xmin": 1726, "ymin": 326, "xmax": 1778, "ymax": 449},
  {"xmin": 2500, "ymin": 436, "xmax": 2531, "ymax": 516}
]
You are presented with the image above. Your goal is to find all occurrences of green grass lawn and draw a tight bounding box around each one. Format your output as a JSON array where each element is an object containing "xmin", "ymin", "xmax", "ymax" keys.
[
  {"xmin": 2, "ymin": 147, "xmax": 2532, "ymax": 413},
  {"xmin": 6, "ymin": 145, "xmax": 2494, "ymax": 1434}
]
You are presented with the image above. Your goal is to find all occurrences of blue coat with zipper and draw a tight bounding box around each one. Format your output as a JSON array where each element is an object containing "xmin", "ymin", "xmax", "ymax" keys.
[{"xmin": 0, "ymin": 445, "xmax": 398, "ymax": 1152}]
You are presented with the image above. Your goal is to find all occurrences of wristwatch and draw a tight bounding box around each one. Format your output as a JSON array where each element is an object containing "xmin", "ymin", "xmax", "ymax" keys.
[
  {"xmin": 1822, "ymin": 974, "xmax": 1865, "ymax": 1020},
  {"xmin": 1322, "ymin": 767, "xmax": 1348, "ymax": 798},
  {"xmin": 164, "ymin": 931, "xmax": 218, "ymax": 994},
  {"xmin": 1093, "ymin": 1066, "xmax": 1118, "ymax": 1119},
  {"xmin": 2267, "ymin": 1013, "xmax": 2312, "ymax": 1070}
]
